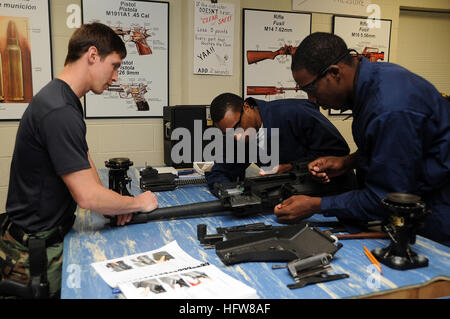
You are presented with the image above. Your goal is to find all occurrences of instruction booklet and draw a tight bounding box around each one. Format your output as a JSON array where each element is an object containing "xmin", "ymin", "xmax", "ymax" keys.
[{"xmin": 91, "ymin": 241, "xmax": 259, "ymax": 299}]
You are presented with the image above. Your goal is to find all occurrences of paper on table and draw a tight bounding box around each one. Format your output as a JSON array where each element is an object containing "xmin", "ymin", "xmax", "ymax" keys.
[{"xmin": 91, "ymin": 241, "xmax": 259, "ymax": 299}]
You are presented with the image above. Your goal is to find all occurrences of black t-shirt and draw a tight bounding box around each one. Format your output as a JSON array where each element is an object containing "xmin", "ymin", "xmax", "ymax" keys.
[{"xmin": 6, "ymin": 78, "xmax": 91, "ymax": 233}]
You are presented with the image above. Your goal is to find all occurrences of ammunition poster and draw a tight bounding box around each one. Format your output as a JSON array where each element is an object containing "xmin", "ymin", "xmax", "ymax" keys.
[
  {"xmin": 82, "ymin": 0, "xmax": 169, "ymax": 118},
  {"xmin": 243, "ymin": 9, "xmax": 311, "ymax": 101},
  {"xmin": 193, "ymin": 0, "xmax": 235, "ymax": 76},
  {"xmin": 0, "ymin": 0, "xmax": 52, "ymax": 120}
]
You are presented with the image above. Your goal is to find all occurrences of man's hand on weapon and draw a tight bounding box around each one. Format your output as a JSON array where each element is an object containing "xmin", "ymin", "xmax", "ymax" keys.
[
  {"xmin": 308, "ymin": 155, "xmax": 353, "ymax": 183},
  {"xmin": 274, "ymin": 195, "xmax": 320, "ymax": 222},
  {"xmin": 115, "ymin": 191, "xmax": 158, "ymax": 226},
  {"xmin": 137, "ymin": 191, "xmax": 159, "ymax": 212},
  {"xmin": 116, "ymin": 213, "xmax": 133, "ymax": 226}
]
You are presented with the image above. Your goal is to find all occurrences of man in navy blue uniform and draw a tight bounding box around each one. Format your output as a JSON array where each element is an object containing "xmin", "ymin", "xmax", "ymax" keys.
[
  {"xmin": 275, "ymin": 32, "xmax": 450, "ymax": 246},
  {"xmin": 205, "ymin": 93, "xmax": 351, "ymax": 193}
]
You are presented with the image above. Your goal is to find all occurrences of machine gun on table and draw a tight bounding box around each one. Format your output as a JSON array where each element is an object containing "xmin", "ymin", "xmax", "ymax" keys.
[{"xmin": 105, "ymin": 158, "xmax": 357, "ymax": 226}]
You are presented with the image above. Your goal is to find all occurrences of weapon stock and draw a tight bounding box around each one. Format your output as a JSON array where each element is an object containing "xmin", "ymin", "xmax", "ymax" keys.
[
  {"xmin": 247, "ymin": 51, "xmax": 278, "ymax": 64},
  {"xmin": 107, "ymin": 83, "xmax": 150, "ymax": 111},
  {"xmin": 247, "ymin": 45, "xmax": 297, "ymax": 64}
]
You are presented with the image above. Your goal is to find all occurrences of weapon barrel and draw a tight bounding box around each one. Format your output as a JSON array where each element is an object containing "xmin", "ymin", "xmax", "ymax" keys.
[{"xmin": 125, "ymin": 200, "xmax": 225, "ymax": 225}]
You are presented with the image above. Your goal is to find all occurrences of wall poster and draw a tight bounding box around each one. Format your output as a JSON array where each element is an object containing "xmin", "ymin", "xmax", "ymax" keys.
[
  {"xmin": 243, "ymin": 9, "xmax": 311, "ymax": 101},
  {"xmin": 0, "ymin": 0, "xmax": 52, "ymax": 120},
  {"xmin": 330, "ymin": 15, "xmax": 391, "ymax": 116},
  {"xmin": 193, "ymin": 0, "xmax": 235, "ymax": 76},
  {"xmin": 82, "ymin": 0, "xmax": 169, "ymax": 118},
  {"xmin": 292, "ymin": 0, "xmax": 372, "ymax": 16}
]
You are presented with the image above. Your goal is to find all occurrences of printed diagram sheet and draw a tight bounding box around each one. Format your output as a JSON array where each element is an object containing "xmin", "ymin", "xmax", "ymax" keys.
[{"xmin": 91, "ymin": 241, "xmax": 258, "ymax": 299}]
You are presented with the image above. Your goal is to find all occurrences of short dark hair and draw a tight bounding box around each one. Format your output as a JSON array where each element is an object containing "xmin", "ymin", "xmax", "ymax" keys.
[
  {"xmin": 65, "ymin": 22, "xmax": 127, "ymax": 65},
  {"xmin": 210, "ymin": 93, "xmax": 243, "ymax": 123},
  {"xmin": 291, "ymin": 32, "xmax": 353, "ymax": 75}
]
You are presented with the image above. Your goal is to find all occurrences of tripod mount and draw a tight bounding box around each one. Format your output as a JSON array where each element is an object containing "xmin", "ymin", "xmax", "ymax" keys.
[
  {"xmin": 372, "ymin": 193, "xmax": 430, "ymax": 270},
  {"xmin": 105, "ymin": 157, "xmax": 134, "ymax": 196}
]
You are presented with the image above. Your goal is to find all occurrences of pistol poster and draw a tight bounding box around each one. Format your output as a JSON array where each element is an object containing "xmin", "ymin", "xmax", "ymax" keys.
[
  {"xmin": 0, "ymin": 0, "xmax": 52, "ymax": 120},
  {"xmin": 243, "ymin": 9, "xmax": 311, "ymax": 101},
  {"xmin": 193, "ymin": 1, "xmax": 234, "ymax": 76},
  {"xmin": 330, "ymin": 15, "xmax": 391, "ymax": 115},
  {"xmin": 82, "ymin": 0, "xmax": 169, "ymax": 118}
]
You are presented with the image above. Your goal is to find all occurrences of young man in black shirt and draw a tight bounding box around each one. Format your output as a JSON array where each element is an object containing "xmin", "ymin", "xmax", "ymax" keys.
[{"xmin": 0, "ymin": 23, "xmax": 158, "ymax": 298}]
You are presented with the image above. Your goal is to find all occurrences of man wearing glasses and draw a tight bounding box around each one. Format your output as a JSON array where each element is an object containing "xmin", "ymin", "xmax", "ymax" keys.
[
  {"xmin": 205, "ymin": 92, "xmax": 353, "ymax": 195},
  {"xmin": 275, "ymin": 32, "xmax": 450, "ymax": 247}
]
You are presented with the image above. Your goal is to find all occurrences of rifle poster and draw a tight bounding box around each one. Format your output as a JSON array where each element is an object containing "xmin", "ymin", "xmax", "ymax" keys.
[
  {"xmin": 0, "ymin": 0, "xmax": 52, "ymax": 120},
  {"xmin": 330, "ymin": 15, "xmax": 391, "ymax": 115},
  {"xmin": 82, "ymin": 0, "xmax": 169, "ymax": 118},
  {"xmin": 193, "ymin": 1, "xmax": 235, "ymax": 76},
  {"xmin": 243, "ymin": 9, "xmax": 311, "ymax": 101}
]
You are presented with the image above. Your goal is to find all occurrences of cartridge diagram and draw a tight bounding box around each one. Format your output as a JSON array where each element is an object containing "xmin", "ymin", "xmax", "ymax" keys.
[{"xmin": 0, "ymin": 0, "xmax": 52, "ymax": 119}]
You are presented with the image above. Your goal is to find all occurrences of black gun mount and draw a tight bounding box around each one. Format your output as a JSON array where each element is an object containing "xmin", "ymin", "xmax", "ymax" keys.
[
  {"xmin": 139, "ymin": 165, "xmax": 206, "ymax": 192},
  {"xmin": 105, "ymin": 157, "xmax": 134, "ymax": 196},
  {"xmin": 372, "ymin": 193, "xmax": 431, "ymax": 270}
]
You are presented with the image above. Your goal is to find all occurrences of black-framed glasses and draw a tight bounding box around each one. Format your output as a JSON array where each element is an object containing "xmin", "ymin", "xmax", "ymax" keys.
[{"xmin": 299, "ymin": 49, "xmax": 358, "ymax": 95}]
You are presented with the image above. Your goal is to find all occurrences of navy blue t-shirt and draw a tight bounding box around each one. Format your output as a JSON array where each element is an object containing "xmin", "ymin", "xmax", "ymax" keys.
[{"xmin": 6, "ymin": 78, "xmax": 91, "ymax": 233}]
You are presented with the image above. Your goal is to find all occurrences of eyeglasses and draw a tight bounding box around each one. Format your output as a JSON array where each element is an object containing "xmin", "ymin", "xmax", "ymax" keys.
[{"xmin": 299, "ymin": 49, "xmax": 358, "ymax": 95}]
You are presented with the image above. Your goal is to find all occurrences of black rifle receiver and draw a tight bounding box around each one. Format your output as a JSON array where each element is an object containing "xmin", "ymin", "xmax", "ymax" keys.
[{"xmin": 109, "ymin": 161, "xmax": 356, "ymax": 226}]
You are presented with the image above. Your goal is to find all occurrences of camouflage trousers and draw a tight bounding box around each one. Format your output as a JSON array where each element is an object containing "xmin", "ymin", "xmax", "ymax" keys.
[{"xmin": 0, "ymin": 220, "xmax": 64, "ymax": 298}]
